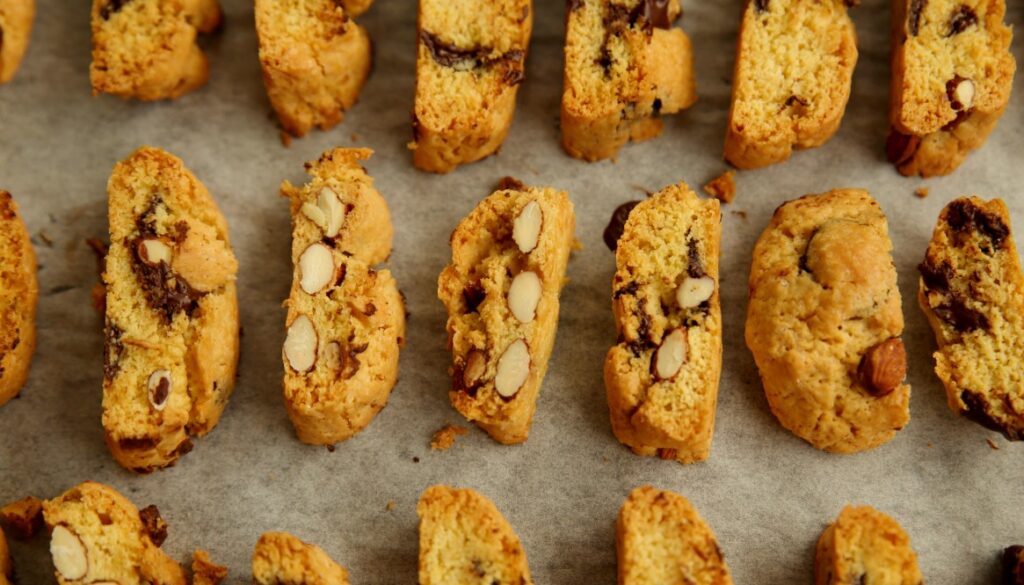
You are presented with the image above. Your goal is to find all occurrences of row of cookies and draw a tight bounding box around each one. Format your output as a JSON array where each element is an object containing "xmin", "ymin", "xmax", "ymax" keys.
[
  {"xmin": 7, "ymin": 480, "xmax": 992, "ymax": 584},
  {"xmin": 1, "ymin": 1, "xmax": 1014, "ymax": 176}
]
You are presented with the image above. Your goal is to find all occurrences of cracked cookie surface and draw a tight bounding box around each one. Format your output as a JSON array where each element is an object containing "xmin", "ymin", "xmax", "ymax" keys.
[
  {"xmin": 604, "ymin": 182, "xmax": 722, "ymax": 464},
  {"xmin": 745, "ymin": 189, "xmax": 909, "ymax": 453},
  {"xmin": 918, "ymin": 197, "xmax": 1024, "ymax": 440},
  {"xmin": 0, "ymin": 190, "xmax": 37, "ymax": 407},
  {"xmin": 253, "ymin": 532, "xmax": 350, "ymax": 585},
  {"xmin": 0, "ymin": 0, "xmax": 35, "ymax": 83},
  {"xmin": 814, "ymin": 505, "xmax": 923, "ymax": 585}
]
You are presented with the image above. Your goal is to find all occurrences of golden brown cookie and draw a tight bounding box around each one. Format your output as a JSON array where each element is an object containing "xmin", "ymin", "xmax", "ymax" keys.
[
  {"xmin": 438, "ymin": 182, "xmax": 575, "ymax": 444},
  {"xmin": 918, "ymin": 197, "xmax": 1024, "ymax": 440},
  {"xmin": 814, "ymin": 505, "xmax": 923, "ymax": 585},
  {"xmin": 0, "ymin": 525, "xmax": 10, "ymax": 585},
  {"xmin": 191, "ymin": 550, "xmax": 227, "ymax": 585},
  {"xmin": 887, "ymin": 0, "xmax": 1015, "ymax": 177},
  {"xmin": 280, "ymin": 148, "xmax": 405, "ymax": 445},
  {"xmin": 745, "ymin": 189, "xmax": 910, "ymax": 453},
  {"xmin": 561, "ymin": 0, "xmax": 696, "ymax": 161},
  {"xmin": 724, "ymin": 0, "xmax": 858, "ymax": 169},
  {"xmin": 0, "ymin": 190, "xmax": 37, "ymax": 407},
  {"xmin": 102, "ymin": 146, "xmax": 239, "ymax": 472},
  {"xmin": 42, "ymin": 482, "xmax": 186, "ymax": 585},
  {"xmin": 605, "ymin": 182, "xmax": 723, "ymax": 464},
  {"xmin": 417, "ymin": 485, "xmax": 533, "ymax": 585},
  {"xmin": 410, "ymin": 0, "xmax": 532, "ymax": 173},
  {"xmin": 252, "ymin": 532, "xmax": 350, "ymax": 585},
  {"xmin": 0, "ymin": 496, "xmax": 43, "ymax": 540},
  {"xmin": 0, "ymin": 0, "xmax": 35, "ymax": 83}
]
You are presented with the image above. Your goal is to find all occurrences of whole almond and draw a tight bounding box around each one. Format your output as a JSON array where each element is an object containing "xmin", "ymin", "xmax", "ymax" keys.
[
  {"xmin": 50, "ymin": 524, "xmax": 88, "ymax": 580},
  {"xmin": 507, "ymin": 271, "xmax": 542, "ymax": 322},
  {"xmin": 858, "ymin": 338, "xmax": 907, "ymax": 396},
  {"xmin": 494, "ymin": 339, "xmax": 530, "ymax": 398}
]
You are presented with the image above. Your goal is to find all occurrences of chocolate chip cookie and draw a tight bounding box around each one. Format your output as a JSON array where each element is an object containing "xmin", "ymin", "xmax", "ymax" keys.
[
  {"xmin": 0, "ymin": 190, "xmax": 37, "ymax": 408},
  {"xmin": 102, "ymin": 146, "xmax": 239, "ymax": 472},
  {"xmin": 280, "ymin": 148, "xmax": 405, "ymax": 446},
  {"xmin": 918, "ymin": 197, "xmax": 1024, "ymax": 440},
  {"xmin": 561, "ymin": 0, "xmax": 697, "ymax": 161},
  {"xmin": 887, "ymin": 0, "xmax": 1016, "ymax": 177},
  {"xmin": 90, "ymin": 0, "xmax": 222, "ymax": 100},
  {"xmin": 725, "ymin": 0, "xmax": 858, "ymax": 169},
  {"xmin": 255, "ymin": 0, "xmax": 372, "ymax": 137},
  {"xmin": 410, "ymin": 0, "xmax": 532, "ymax": 173},
  {"xmin": 617, "ymin": 486, "xmax": 734, "ymax": 585},
  {"xmin": 746, "ymin": 189, "xmax": 910, "ymax": 453},
  {"xmin": 253, "ymin": 532, "xmax": 350, "ymax": 585},
  {"xmin": 814, "ymin": 505, "xmax": 923, "ymax": 585},
  {"xmin": 42, "ymin": 481, "xmax": 186, "ymax": 585},
  {"xmin": 438, "ymin": 182, "xmax": 575, "ymax": 444},
  {"xmin": 604, "ymin": 182, "xmax": 723, "ymax": 464},
  {"xmin": 0, "ymin": 0, "xmax": 35, "ymax": 83},
  {"xmin": 417, "ymin": 485, "xmax": 533, "ymax": 585}
]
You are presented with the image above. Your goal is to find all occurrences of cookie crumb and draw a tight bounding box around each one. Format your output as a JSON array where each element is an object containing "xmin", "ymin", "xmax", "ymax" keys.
[
  {"xmin": 914, "ymin": 186, "xmax": 929, "ymax": 199},
  {"xmin": 703, "ymin": 170, "xmax": 737, "ymax": 204},
  {"xmin": 496, "ymin": 176, "xmax": 525, "ymax": 191},
  {"xmin": 385, "ymin": 500, "xmax": 396, "ymax": 511},
  {"xmin": 413, "ymin": 456, "xmax": 420, "ymax": 463},
  {"xmin": 987, "ymin": 438, "xmax": 1000, "ymax": 450},
  {"xmin": 192, "ymin": 549, "xmax": 228, "ymax": 585},
  {"xmin": 657, "ymin": 448, "xmax": 677, "ymax": 460},
  {"xmin": 350, "ymin": 132, "xmax": 360, "ymax": 142},
  {"xmin": 730, "ymin": 210, "xmax": 748, "ymax": 220},
  {"xmin": 430, "ymin": 424, "xmax": 468, "ymax": 451},
  {"xmin": 0, "ymin": 496, "xmax": 43, "ymax": 540},
  {"xmin": 326, "ymin": 444, "xmax": 336, "ymax": 452},
  {"xmin": 279, "ymin": 130, "xmax": 293, "ymax": 148}
]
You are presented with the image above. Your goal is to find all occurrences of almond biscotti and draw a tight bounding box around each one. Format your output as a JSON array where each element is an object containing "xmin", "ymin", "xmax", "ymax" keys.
[
  {"xmin": 417, "ymin": 485, "xmax": 533, "ymax": 585},
  {"xmin": 0, "ymin": 190, "xmax": 37, "ymax": 407},
  {"xmin": 102, "ymin": 146, "xmax": 239, "ymax": 472},
  {"xmin": 887, "ymin": 0, "xmax": 1015, "ymax": 177},
  {"xmin": 438, "ymin": 181, "xmax": 575, "ymax": 444},
  {"xmin": 253, "ymin": 532, "xmax": 350, "ymax": 585},
  {"xmin": 90, "ymin": 0, "xmax": 222, "ymax": 100},
  {"xmin": 746, "ymin": 189, "xmax": 910, "ymax": 453},
  {"xmin": 618, "ymin": 486, "xmax": 733, "ymax": 585},
  {"xmin": 255, "ymin": 0, "xmax": 372, "ymax": 138},
  {"xmin": 0, "ymin": 0, "xmax": 35, "ymax": 83},
  {"xmin": 42, "ymin": 481, "xmax": 186, "ymax": 585},
  {"xmin": 604, "ymin": 182, "xmax": 722, "ymax": 464},
  {"xmin": 724, "ymin": 0, "xmax": 858, "ymax": 169},
  {"xmin": 561, "ymin": 0, "xmax": 696, "ymax": 161},
  {"xmin": 814, "ymin": 505, "xmax": 923, "ymax": 585},
  {"xmin": 280, "ymin": 148, "xmax": 405, "ymax": 446},
  {"xmin": 918, "ymin": 197, "xmax": 1024, "ymax": 440},
  {"xmin": 410, "ymin": 0, "xmax": 532, "ymax": 173}
]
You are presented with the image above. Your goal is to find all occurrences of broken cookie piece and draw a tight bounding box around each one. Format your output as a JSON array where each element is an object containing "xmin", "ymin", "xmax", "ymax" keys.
[
  {"xmin": 253, "ymin": 532, "xmax": 350, "ymax": 585},
  {"xmin": 0, "ymin": 496, "xmax": 43, "ymax": 540},
  {"xmin": 0, "ymin": 0, "xmax": 36, "ymax": 83},
  {"xmin": 814, "ymin": 505, "xmax": 923, "ymax": 585},
  {"xmin": 0, "ymin": 191, "xmax": 38, "ymax": 408}
]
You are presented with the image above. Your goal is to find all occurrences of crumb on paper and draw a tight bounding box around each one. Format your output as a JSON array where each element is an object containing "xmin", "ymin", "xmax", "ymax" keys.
[
  {"xmin": 987, "ymin": 438, "xmax": 1000, "ymax": 450},
  {"xmin": 657, "ymin": 448, "xmax": 677, "ymax": 461},
  {"xmin": 279, "ymin": 130, "xmax": 293, "ymax": 148},
  {"xmin": 730, "ymin": 210, "xmax": 748, "ymax": 220},
  {"xmin": 927, "ymin": 442, "xmax": 934, "ymax": 448},
  {"xmin": 914, "ymin": 186, "xmax": 929, "ymax": 199},
  {"xmin": 350, "ymin": 132, "xmax": 360, "ymax": 142},
  {"xmin": 431, "ymin": 424, "xmax": 469, "ymax": 451},
  {"xmin": 36, "ymin": 230, "xmax": 53, "ymax": 247},
  {"xmin": 192, "ymin": 549, "xmax": 228, "ymax": 585},
  {"xmin": 385, "ymin": 500, "xmax": 396, "ymax": 512},
  {"xmin": 496, "ymin": 176, "xmax": 525, "ymax": 191},
  {"xmin": 0, "ymin": 496, "xmax": 43, "ymax": 540},
  {"xmin": 413, "ymin": 456, "xmax": 420, "ymax": 463},
  {"xmin": 703, "ymin": 170, "xmax": 737, "ymax": 204},
  {"xmin": 326, "ymin": 444, "xmax": 336, "ymax": 452}
]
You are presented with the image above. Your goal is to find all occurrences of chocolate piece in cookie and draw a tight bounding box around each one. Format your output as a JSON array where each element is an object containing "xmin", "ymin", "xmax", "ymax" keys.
[
  {"xmin": 603, "ymin": 200, "xmax": 641, "ymax": 251},
  {"xmin": 814, "ymin": 505, "xmax": 923, "ymax": 585},
  {"xmin": 0, "ymin": 0, "xmax": 36, "ymax": 83},
  {"xmin": 0, "ymin": 190, "xmax": 38, "ymax": 408},
  {"xmin": 918, "ymin": 197, "xmax": 1024, "ymax": 440}
]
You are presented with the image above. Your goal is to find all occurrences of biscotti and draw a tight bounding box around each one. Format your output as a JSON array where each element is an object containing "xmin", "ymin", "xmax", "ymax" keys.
[
  {"xmin": 814, "ymin": 505, "xmax": 923, "ymax": 585},
  {"xmin": 0, "ymin": 0, "xmax": 35, "ymax": 83},
  {"xmin": 617, "ymin": 486, "xmax": 733, "ymax": 585},
  {"xmin": 410, "ymin": 0, "xmax": 532, "ymax": 173},
  {"xmin": 604, "ymin": 182, "xmax": 722, "ymax": 464},
  {"xmin": 887, "ymin": 0, "xmax": 1015, "ymax": 177},
  {"xmin": 102, "ymin": 146, "xmax": 239, "ymax": 472},
  {"xmin": 0, "ymin": 526, "xmax": 9, "ymax": 585},
  {"xmin": 253, "ymin": 532, "xmax": 350, "ymax": 585},
  {"xmin": 561, "ymin": 0, "xmax": 696, "ymax": 161},
  {"xmin": 280, "ymin": 148, "xmax": 405, "ymax": 445},
  {"xmin": 438, "ymin": 181, "xmax": 575, "ymax": 444},
  {"xmin": 724, "ymin": 0, "xmax": 858, "ymax": 169},
  {"xmin": 918, "ymin": 197, "xmax": 1024, "ymax": 440},
  {"xmin": 191, "ymin": 550, "xmax": 228, "ymax": 585},
  {"xmin": 417, "ymin": 485, "xmax": 533, "ymax": 585},
  {"xmin": 42, "ymin": 481, "xmax": 186, "ymax": 585},
  {"xmin": 90, "ymin": 0, "xmax": 222, "ymax": 100},
  {"xmin": 746, "ymin": 189, "xmax": 909, "ymax": 453},
  {"xmin": 0, "ymin": 190, "xmax": 37, "ymax": 407},
  {"xmin": 255, "ymin": 0, "xmax": 372, "ymax": 137}
]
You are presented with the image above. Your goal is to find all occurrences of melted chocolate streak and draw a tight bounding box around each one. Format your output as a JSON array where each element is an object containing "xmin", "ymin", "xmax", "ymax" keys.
[
  {"xmin": 131, "ymin": 199, "xmax": 206, "ymax": 324},
  {"xmin": 604, "ymin": 0, "xmax": 673, "ymax": 31},
  {"xmin": 420, "ymin": 31, "xmax": 525, "ymax": 84}
]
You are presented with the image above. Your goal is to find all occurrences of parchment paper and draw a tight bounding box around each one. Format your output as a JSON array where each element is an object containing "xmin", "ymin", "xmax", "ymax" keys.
[{"xmin": 1, "ymin": 1, "xmax": 1022, "ymax": 583}]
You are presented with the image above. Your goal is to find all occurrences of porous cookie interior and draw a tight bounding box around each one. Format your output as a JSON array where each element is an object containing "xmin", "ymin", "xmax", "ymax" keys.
[
  {"xmin": 730, "ymin": 0, "xmax": 856, "ymax": 144},
  {"xmin": 91, "ymin": 0, "xmax": 198, "ymax": 86},
  {"xmin": 0, "ymin": 191, "xmax": 37, "ymax": 403},
  {"xmin": 816, "ymin": 506, "xmax": 923, "ymax": 585},
  {"xmin": 256, "ymin": 0, "xmax": 359, "ymax": 57},
  {"xmin": 918, "ymin": 197, "xmax": 1024, "ymax": 439},
  {"xmin": 895, "ymin": 0, "xmax": 1014, "ymax": 134},
  {"xmin": 417, "ymin": 486, "xmax": 532, "ymax": 585},
  {"xmin": 252, "ymin": 532, "xmax": 350, "ymax": 585}
]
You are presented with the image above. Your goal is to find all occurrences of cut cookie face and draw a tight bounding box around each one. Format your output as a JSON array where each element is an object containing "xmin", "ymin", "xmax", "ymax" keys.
[
  {"xmin": 252, "ymin": 532, "xmax": 350, "ymax": 585},
  {"xmin": 918, "ymin": 197, "xmax": 1024, "ymax": 440},
  {"xmin": 725, "ymin": 0, "xmax": 858, "ymax": 169},
  {"xmin": 745, "ymin": 189, "xmax": 910, "ymax": 453},
  {"xmin": 102, "ymin": 146, "xmax": 239, "ymax": 472},
  {"xmin": 438, "ymin": 182, "xmax": 575, "ymax": 444},
  {"xmin": 410, "ymin": 0, "xmax": 532, "ymax": 173},
  {"xmin": 604, "ymin": 182, "xmax": 723, "ymax": 464},
  {"xmin": 255, "ymin": 0, "xmax": 372, "ymax": 137},
  {"xmin": 41, "ymin": 481, "xmax": 186, "ymax": 585},
  {"xmin": 417, "ymin": 485, "xmax": 533, "ymax": 585},
  {"xmin": 887, "ymin": 0, "xmax": 1016, "ymax": 177},
  {"xmin": 814, "ymin": 505, "xmax": 923, "ymax": 585},
  {"xmin": 280, "ymin": 148, "xmax": 405, "ymax": 446},
  {"xmin": 0, "ymin": 190, "xmax": 38, "ymax": 408},
  {"xmin": 0, "ymin": 0, "xmax": 36, "ymax": 83},
  {"xmin": 561, "ymin": 0, "xmax": 696, "ymax": 161}
]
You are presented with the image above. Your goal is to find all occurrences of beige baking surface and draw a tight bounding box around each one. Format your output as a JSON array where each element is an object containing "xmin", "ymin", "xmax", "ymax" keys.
[{"xmin": 1, "ymin": 1, "xmax": 1022, "ymax": 583}]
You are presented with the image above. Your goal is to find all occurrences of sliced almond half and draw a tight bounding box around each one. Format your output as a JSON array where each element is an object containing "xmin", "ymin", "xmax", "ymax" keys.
[
  {"xmin": 318, "ymin": 187, "xmax": 346, "ymax": 238},
  {"xmin": 284, "ymin": 315, "xmax": 318, "ymax": 372},
  {"xmin": 676, "ymin": 276, "xmax": 716, "ymax": 309},
  {"xmin": 507, "ymin": 271, "xmax": 542, "ymax": 323},
  {"xmin": 463, "ymin": 350, "xmax": 486, "ymax": 388},
  {"xmin": 299, "ymin": 243, "xmax": 335, "ymax": 294},
  {"xmin": 512, "ymin": 201, "xmax": 542, "ymax": 254},
  {"xmin": 654, "ymin": 328, "xmax": 688, "ymax": 380},
  {"xmin": 300, "ymin": 202, "xmax": 327, "ymax": 230},
  {"xmin": 137, "ymin": 238, "xmax": 172, "ymax": 266},
  {"xmin": 494, "ymin": 339, "xmax": 530, "ymax": 398},
  {"xmin": 50, "ymin": 524, "xmax": 88, "ymax": 581}
]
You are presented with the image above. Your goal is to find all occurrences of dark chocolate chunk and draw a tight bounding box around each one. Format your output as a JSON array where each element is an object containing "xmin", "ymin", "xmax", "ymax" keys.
[
  {"xmin": 961, "ymin": 391, "xmax": 1023, "ymax": 441},
  {"xmin": 909, "ymin": 0, "xmax": 927, "ymax": 36},
  {"xmin": 496, "ymin": 176, "xmax": 526, "ymax": 191},
  {"xmin": 103, "ymin": 321, "xmax": 124, "ymax": 380},
  {"xmin": 945, "ymin": 199, "xmax": 1009, "ymax": 248},
  {"xmin": 130, "ymin": 239, "xmax": 205, "ymax": 323},
  {"xmin": 918, "ymin": 259, "xmax": 953, "ymax": 293},
  {"xmin": 885, "ymin": 129, "xmax": 921, "ymax": 166},
  {"xmin": 945, "ymin": 75, "xmax": 971, "ymax": 110},
  {"xmin": 686, "ymin": 238, "xmax": 705, "ymax": 278},
  {"xmin": 941, "ymin": 108, "xmax": 971, "ymax": 131},
  {"xmin": 151, "ymin": 376, "xmax": 170, "ymax": 408},
  {"xmin": 421, "ymin": 31, "xmax": 488, "ymax": 67},
  {"xmin": 946, "ymin": 4, "xmax": 977, "ymax": 36},
  {"xmin": 784, "ymin": 95, "xmax": 809, "ymax": 108},
  {"xmin": 138, "ymin": 505, "xmax": 168, "ymax": 546},
  {"xmin": 638, "ymin": 0, "xmax": 672, "ymax": 30},
  {"xmin": 603, "ymin": 201, "xmax": 641, "ymax": 251},
  {"xmin": 613, "ymin": 280, "xmax": 640, "ymax": 299},
  {"xmin": 1003, "ymin": 545, "xmax": 1024, "ymax": 585},
  {"xmin": 463, "ymin": 281, "xmax": 486, "ymax": 312},
  {"xmin": 754, "ymin": 0, "xmax": 769, "ymax": 14},
  {"xmin": 100, "ymin": 0, "xmax": 132, "ymax": 20},
  {"xmin": 118, "ymin": 436, "xmax": 159, "ymax": 451},
  {"xmin": 933, "ymin": 297, "xmax": 988, "ymax": 332}
]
